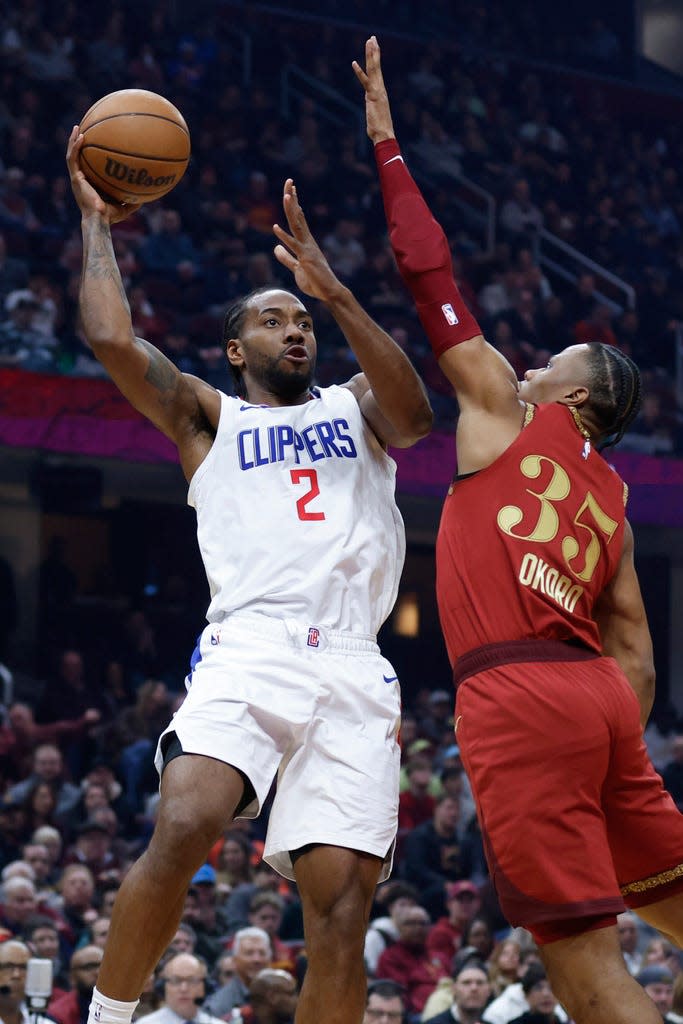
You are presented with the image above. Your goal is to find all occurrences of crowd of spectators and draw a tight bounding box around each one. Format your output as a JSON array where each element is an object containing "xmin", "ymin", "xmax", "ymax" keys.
[
  {"xmin": 1, "ymin": 6, "xmax": 683, "ymax": 1024},
  {"xmin": 0, "ymin": 3, "xmax": 682, "ymax": 450},
  {"xmin": 0, "ymin": 650, "xmax": 683, "ymax": 1023}
]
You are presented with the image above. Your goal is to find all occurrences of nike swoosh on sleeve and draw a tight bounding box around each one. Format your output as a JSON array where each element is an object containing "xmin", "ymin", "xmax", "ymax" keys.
[{"xmin": 382, "ymin": 155, "xmax": 404, "ymax": 166}]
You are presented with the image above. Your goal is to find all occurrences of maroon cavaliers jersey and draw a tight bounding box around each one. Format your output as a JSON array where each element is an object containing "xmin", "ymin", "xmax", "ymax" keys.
[{"xmin": 436, "ymin": 403, "xmax": 628, "ymax": 664}]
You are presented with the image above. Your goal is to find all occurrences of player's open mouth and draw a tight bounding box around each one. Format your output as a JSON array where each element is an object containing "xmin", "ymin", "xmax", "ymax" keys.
[{"xmin": 283, "ymin": 345, "xmax": 308, "ymax": 363}]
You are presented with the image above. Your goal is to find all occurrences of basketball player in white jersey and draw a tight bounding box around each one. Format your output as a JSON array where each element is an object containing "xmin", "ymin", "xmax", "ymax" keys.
[{"xmin": 66, "ymin": 127, "xmax": 432, "ymax": 1024}]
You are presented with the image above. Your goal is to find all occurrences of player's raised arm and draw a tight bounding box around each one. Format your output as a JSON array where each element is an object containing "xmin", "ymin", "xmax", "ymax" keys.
[
  {"xmin": 354, "ymin": 38, "xmax": 524, "ymax": 466},
  {"xmin": 273, "ymin": 178, "xmax": 432, "ymax": 448},
  {"xmin": 66, "ymin": 129, "xmax": 218, "ymax": 476}
]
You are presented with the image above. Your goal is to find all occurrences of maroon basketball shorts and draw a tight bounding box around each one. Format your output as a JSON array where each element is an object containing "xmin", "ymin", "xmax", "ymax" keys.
[{"xmin": 456, "ymin": 654, "xmax": 683, "ymax": 943}]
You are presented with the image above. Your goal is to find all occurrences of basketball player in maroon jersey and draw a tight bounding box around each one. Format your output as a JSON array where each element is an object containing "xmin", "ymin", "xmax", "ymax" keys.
[{"xmin": 355, "ymin": 36, "xmax": 683, "ymax": 1024}]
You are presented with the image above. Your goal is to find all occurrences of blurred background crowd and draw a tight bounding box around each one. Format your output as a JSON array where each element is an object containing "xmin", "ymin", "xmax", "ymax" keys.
[
  {"xmin": 2, "ymin": 2, "xmax": 683, "ymax": 1023},
  {"xmin": 1, "ymin": 1, "xmax": 683, "ymax": 449}
]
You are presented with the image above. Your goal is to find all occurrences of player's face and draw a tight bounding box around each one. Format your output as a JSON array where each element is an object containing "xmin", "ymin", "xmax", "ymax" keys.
[
  {"xmin": 230, "ymin": 289, "xmax": 317, "ymax": 401},
  {"xmin": 517, "ymin": 344, "xmax": 590, "ymax": 407}
]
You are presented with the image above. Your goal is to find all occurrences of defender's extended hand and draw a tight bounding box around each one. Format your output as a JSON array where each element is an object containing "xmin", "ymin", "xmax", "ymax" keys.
[
  {"xmin": 66, "ymin": 127, "xmax": 140, "ymax": 225},
  {"xmin": 273, "ymin": 179, "xmax": 343, "ymax": 302},
  {"xmin": 352, "ymin": 36, "xmax": 396, "ymax": 144}
]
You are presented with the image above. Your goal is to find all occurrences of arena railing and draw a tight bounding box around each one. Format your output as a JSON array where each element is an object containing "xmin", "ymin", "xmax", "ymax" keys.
[
  {"xmin": 280, "ymin": 63, "xmax": 367, "ymax": 152},
  {"xmin": 279, "ymin": 62, "xmax": 636, "ymax": 316},
  {"xmin": 534, "ymin": 229, "xmax": 637, "ymax": 314}
]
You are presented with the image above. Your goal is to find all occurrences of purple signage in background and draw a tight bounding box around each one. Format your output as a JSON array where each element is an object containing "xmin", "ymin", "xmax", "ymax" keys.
[
  {"xmin": 390, "ymin": 435, "xmax": 683, "ymax": 528},
  {"xmin": 0, "ymin": 370, "xmax": 679, "ymax": 527}
]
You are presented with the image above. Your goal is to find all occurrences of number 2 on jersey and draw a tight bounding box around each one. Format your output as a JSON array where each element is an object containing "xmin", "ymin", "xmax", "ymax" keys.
[{"xmin": 290, "ymin": 468, "xmax": 325, "ymax": 521}]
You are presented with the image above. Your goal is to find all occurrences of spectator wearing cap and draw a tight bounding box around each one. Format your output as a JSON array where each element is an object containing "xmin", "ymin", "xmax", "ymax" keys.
[
  {"xmin": 365, "ymin": 881, "xmax": 420, "ymax": 976},
  {"xmin": 636, "ymin": 964, "xmax": 676, "ymax": 1021},
  {"xmin": 419, "ymin": 691, "xmax": 453, "ymax": 744},
  {"xmin": 422, "ymin": 960, "xmax": 491, "ymax": 1023},
  {"xmin": 183, "ymin": 864, "xmax": 224, "ymax": 966},
  {"xmin": 47, "ymin": 944, "xmax": 104, "ymax": 1024},
  {"xmin": 401, "ymin": 796, "xmax": 476, "ymax": 920},
  {"xmin": 63, "ymin": 819, "xmax": 119, "ymax": 884},
  {"xmin": 376, "ymin": 905, "xmax": 445, "ymax": 1017},
  {"xmin": 426, "ymin": 882, "xmax": 481, "ymax": 975},
  {"xmin": 506, "ymin": 963, "xmax": 561, "ymax": 1024},
  {"xmin": 482, "ymin": 959, "xmax": 568, "ymax": 1024}
]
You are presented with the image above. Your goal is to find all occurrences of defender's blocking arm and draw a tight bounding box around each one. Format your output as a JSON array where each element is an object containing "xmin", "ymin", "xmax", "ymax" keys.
[{"xmin": 354, "ymin": 38, "xmax": 522, "ymax": 467}]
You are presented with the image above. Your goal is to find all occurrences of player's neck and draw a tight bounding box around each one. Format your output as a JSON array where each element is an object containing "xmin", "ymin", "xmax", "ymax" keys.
[{"xmin": 243, "ymin": 385, "xmax": 314, "ymax": 407}]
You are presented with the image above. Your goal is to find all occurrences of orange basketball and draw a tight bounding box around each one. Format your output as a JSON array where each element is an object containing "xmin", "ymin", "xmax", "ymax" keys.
[{"xmin": 78, "ymin": 89, "xmax": 191, "ymax": 205}]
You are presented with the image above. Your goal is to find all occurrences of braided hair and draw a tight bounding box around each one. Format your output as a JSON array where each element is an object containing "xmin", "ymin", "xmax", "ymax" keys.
[
  {"xmin": 222, "ymin": 286, "xmax": 282, "ymax": 398},
  {"xmin": 585, "ymin": 343, "xmax": 642, "ymax": 449}
]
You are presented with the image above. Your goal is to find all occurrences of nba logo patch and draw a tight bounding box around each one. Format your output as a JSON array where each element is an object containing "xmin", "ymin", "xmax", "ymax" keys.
[
  {"xmin": 442, "ymin": 302, "xmax": 459, "ymax": 326},
  {"xmin": 93, "ymin": 1004, "xmax": 102, "ymax": 1022},
  {"xmin": 210, "ymin": 628, "xmax": 221, "ymax": 645},
  {"xmin": 307, "ymin": 627, "xmax": 320, "ymax": 648}
]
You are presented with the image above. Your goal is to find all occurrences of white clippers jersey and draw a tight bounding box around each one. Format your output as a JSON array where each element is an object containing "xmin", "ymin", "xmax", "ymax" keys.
[{"xmin": 188, "ymin": 385, "xmax": 406, "ymax": 635}]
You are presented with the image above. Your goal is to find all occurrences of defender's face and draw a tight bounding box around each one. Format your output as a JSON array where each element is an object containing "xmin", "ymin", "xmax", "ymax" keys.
[
  {"xmin": 229, "ymin": 289, "xmax": 317, "ymax": 399},
  {"xmin": 517, "ymin": 344, "xmax": 590, "ymax": 407}
]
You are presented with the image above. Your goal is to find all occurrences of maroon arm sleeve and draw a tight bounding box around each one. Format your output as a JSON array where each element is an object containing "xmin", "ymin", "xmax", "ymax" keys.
[{"xmin": 375, "ymin": 138, "xmax": 481, "ymax": 358}]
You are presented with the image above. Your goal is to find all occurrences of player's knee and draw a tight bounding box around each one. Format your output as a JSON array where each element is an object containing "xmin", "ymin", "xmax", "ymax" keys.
[
  {"xmin": 305, "ymin": 891, "xmax": 366, "ymax": 956},
  {"xmin": 154, "ymin": 794, "xmax": 226, "ymax": 859}
]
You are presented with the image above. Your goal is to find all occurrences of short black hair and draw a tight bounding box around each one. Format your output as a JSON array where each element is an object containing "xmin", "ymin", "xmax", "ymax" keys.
[
  {"xmin": 367, "ymin": 979, "xmax": 406, "ymax": 1004},
  {"xmin": 521, "ymin": 962, "xmax": 548, "ymax": 994},
  {"xmin": 586, "ymin": 343, "xmax": 642, "ymax": 449},
  {"xmin": 222, "ymin": 286, "xmax": 296, "ymax": 397}
]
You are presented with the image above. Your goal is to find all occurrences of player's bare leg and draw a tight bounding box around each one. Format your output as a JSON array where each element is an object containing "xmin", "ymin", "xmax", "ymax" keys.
[
  {"xmin": 540, "ymin": 924, "xmax": 663, "ymax": 1023},
  {"xmin": 293, "ymin": 845, "xmax": 382, "ymax": 1024},
  {"xmin": 633, "ymin": 889, "xmax": 683, "ymax": 946},
  {"xmin": 94, "ymin": 754, "xmax": 245, "ymax": 1001}
]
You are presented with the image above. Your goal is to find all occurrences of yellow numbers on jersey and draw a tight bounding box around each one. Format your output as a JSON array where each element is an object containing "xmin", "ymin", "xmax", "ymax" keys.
[{"xmin": 497, "ymin": 455, "xmax": 618, "ymax": 583}]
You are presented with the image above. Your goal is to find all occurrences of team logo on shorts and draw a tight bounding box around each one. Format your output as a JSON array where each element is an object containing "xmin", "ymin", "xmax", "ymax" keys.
[
  {"xmin": 307, "ymin": 627, "xmax": 320, "ymax": 648},
  {"xmin": 93, "ymin": 1004, "xmax": 102, "ymax": 1022},
  {"xmin": 210, "ymin": 629, "xmax": 221, "ymax": 645}
]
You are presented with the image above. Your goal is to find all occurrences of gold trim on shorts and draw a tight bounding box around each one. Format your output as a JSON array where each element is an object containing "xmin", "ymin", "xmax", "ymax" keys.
[{"xmin": 621, "ymin": 861, "xmax": 683, "ymax": 895}]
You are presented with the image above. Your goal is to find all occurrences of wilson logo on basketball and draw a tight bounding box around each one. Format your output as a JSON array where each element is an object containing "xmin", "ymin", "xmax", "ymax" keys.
[{"xmin": 103, "ymin": 158, "xmax": 176, "ymax": 189}]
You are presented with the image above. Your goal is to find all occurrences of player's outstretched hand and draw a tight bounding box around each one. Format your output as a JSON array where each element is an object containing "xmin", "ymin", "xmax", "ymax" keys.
[
  {"xmin": 273, "ymin": 179, "xmax": 343, "ymax": 302},
  {"xmin": 352, "ymin": 36, "xmax": 396, "ymax": 145},
  {"xmin": 66, "ymin": 127, "xmax": 140, "ymax": 225}
]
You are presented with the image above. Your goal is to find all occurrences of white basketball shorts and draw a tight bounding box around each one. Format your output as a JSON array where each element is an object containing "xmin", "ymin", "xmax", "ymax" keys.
[{"xmin": 154, "ymin": 612, "xmax": 402, "ymax": 881}]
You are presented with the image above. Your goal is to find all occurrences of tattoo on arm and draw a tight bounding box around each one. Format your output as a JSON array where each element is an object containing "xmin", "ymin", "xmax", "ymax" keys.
[
  {"xmin": 139, "ymin": 338, "xmax": 180, "ymax": 401},
  {"xmin": 83, "ymin": 219, "xmax": 131, "ymax": 312}
]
